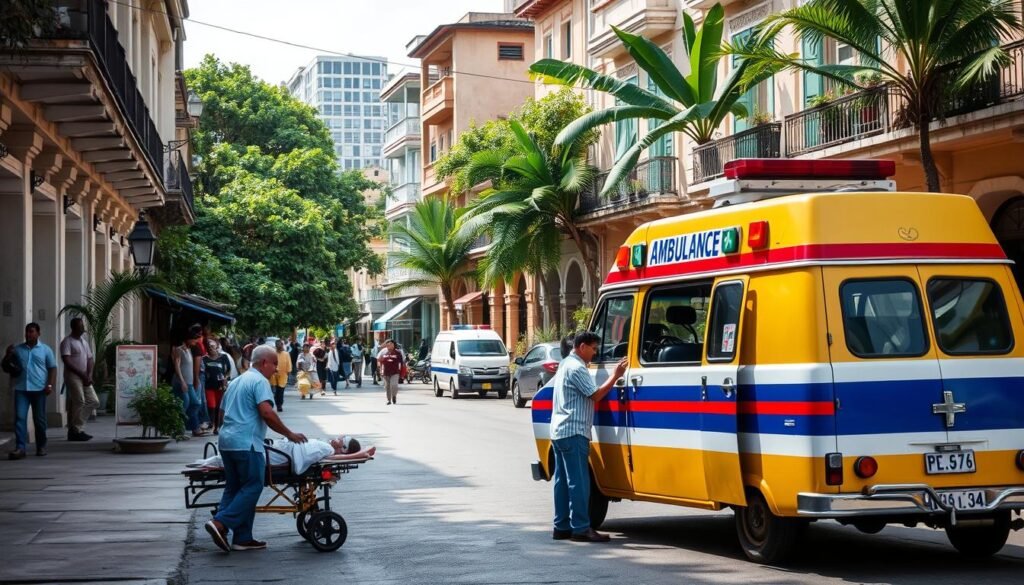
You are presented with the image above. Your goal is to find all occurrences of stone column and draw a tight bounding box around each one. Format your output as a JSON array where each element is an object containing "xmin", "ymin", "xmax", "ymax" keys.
[
  {"xmin": 504, "ymin": 293, "xmax": 521, "ymax": 353},
  {"xmin": 489, "ymin": 289, "xmax": 504, "ymax": 344},
  {"xmin": 559, "ymin": 294, "xmax": 569, "ymax": 332},
  {"xmin": 524, "ymin": 288, "xmax": 538, "ymax": 346}
]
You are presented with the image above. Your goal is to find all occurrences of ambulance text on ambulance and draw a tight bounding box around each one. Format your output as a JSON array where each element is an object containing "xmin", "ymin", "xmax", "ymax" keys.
[{"xmin": 647, "ymin": 227, "xmax": 738, "ymax": 267}]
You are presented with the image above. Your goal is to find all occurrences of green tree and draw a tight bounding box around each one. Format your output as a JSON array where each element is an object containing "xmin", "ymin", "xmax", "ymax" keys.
[
  {"xmin": 529, "ymin": 3, "xmax": 778, "ymax": 194},
  {"xmin": 727, "ymin": 0, "xmax": 1022, "ymax": 192},
  {"xmin": 1, "ymin": 0, "xmax": 55, "ymax": 48},
  {"xmin": 389, "ymin": 198, "xmax": 477, "ymax": 326}
]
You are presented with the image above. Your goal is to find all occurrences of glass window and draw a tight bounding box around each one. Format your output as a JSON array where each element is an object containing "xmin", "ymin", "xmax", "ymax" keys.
[
  {"xmin": 372, "ymin": 79, "xmax": 381, "ymax": 89},
  {"xmin": 362, "ymin": 78, "xmax": 372, "ymax": 89},
  {"xmin": 544, "ymin": 33, "xmax": 553, "ymax": 58},
  {"xmin": 344, "ymin": 62, "xmax": 352, "ymax": 75},
  {"xmin": 317, "ymin": 62, "xmax": 324, "ymax": 74},
  {"xmin": 458, "ymin": 339, "xmax": 507, "ymax": 356},
  {"xmin": 373, "ymin": 63, "xmax": 381, "ymax": 75},
  {"xmin": 640, "ymin": 283, "xmax": 711, "ymax": 364},
  {"xmin": 927, "ymin": 279, "xmax": 1014, "ymax": 355},
  {"xmin": 562, "ymin": 21, "xmax": 572, "ymax": 59},
  {"xmin": 524, "ymin": 346, "xmax": 545, "ymax": 364},
  {"xmin": 592, "ymin": 296, "xmax": 634, "ymax": 362},
  {"xmin": 707, "ymin": 282, "xmax": 744, "ymax": 362},
  {"xmin": 364, "ymin": 91, "xmax": 375, "ymax": 102},
  {"xmin": 362, "ymin": 62, "xmax": 372, "ymax": 75},
  {"xmin": 840, "ymin": 279, "xmax": 929, "ymax": 358},
  {"xmin": 370, "ymin": 146, "xmax": 381, "ymax": 157}
]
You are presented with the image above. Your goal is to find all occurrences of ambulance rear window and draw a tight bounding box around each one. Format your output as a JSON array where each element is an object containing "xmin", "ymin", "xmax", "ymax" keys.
[
  {"xmin": 926, "ymin": 278, "xmax": 1014, "ymax": 355},
  {"xmin": 840, "ymin": 279, "xmax": 929, "ymax": 358}
]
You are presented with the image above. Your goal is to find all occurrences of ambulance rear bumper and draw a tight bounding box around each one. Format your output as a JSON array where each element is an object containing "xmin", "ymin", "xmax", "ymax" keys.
[{"xmin": 798, "ymin": 484, "xmax": 1024, "ymax": 518}]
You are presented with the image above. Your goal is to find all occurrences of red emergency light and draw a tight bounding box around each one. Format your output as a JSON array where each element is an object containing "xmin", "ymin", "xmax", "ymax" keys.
[
  {"xmin": 748, "ymin": 220, "xmax": 769, "ymax": 249},
  {"xmin": 724, "ymin": 159, "xmax": 896, "ymax": 181},
  {"xmin": 615, "ymin": 246, "xmax": 631, "ymax": 270}
]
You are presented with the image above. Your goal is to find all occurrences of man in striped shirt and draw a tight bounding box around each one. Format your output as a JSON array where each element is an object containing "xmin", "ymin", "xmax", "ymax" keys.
[{"xmin": 549, "ymin": 331, "xmax": 628, "ymax": 543}]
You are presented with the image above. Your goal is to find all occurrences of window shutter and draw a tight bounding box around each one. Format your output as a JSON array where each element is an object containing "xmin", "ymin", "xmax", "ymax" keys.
[{"xmin": 802, "ymin": 36, "xmax": 824, "ymax": 105}]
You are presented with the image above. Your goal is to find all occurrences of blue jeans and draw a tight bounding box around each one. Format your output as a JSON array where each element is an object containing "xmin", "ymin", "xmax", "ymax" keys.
[
  {"xmin": 172, "ymin": 380, "xmax": 201, "ymax": 432},
  {"xmin": 14, "ymin": 390, "xmax": 48, "ymax": 451},
  {"xmin": 215, "ymin": 449, "xmax": 265, "ymax": 544},
  {"xmin": 552, "ymin": 434, "xmax": 591, "ymax": 533},
  {"xmin": 196, "ymin": 372, "xmax": 210, "ymax": 424},
  {"xmin": 327, "ymin": 369, "xmax": 338, "ymax": 391}
]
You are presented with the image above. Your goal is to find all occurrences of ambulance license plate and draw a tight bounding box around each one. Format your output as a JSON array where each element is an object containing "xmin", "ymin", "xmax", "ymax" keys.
[
  {"xmin": 936, "ymin": 489, "xmax": 987, "ymax": 511},
  {"xmin": 482, "ymin": 383, "xmax": 492, "ymax": 390},
  {"xmin": 924, "ymin": 450, "xmax": 976, "ymax": 474}
]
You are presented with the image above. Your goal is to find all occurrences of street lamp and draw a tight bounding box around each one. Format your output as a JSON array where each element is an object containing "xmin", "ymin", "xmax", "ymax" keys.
[
  {"xmin": 187, "ymin": 92, "xmax": 204, "ymax": 118},
  {"xmin": 127, "ymin": 212, "xmax": 157, "ymax": 270}
]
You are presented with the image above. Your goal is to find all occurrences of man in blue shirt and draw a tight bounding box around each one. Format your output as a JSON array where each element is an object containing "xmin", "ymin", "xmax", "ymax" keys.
[
  {"xmin": 5, "ymin": 322, "xmax": 57, "ymax": 460},
  {"xmin": 549, "ymin": 331, "xmax": 626, "ymax": 543},
  {"xmin": 204, "ymin": 345, "xmax": 307, "ymax": 553}
]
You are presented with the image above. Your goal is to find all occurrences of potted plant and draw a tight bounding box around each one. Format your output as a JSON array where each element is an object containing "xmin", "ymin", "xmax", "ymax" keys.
[
  {"xmin": 855, "ymin": 72, "xmax": 885, "ymax": 128},
  {"xmin": 114, "ymin": 384, "xmax": 185, "ymax": 454}
]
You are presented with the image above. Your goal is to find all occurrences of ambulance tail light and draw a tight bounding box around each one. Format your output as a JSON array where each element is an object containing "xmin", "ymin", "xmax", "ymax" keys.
[
  {"xmin": 825, "ymin": 452, "xmax": 844, "ymax": 485},
  {"xmin": 748, "ymin": 221, "xmax": 769, "ymax": 249},
  {"xmin": 854, "ymin": 456, "xmax": 879, "ymax": 479},
  {"xmin": 724, "ymin": 159, "xmax": 896, "ymax": 181},
  {"xmin": 1016, "ymin": 450, "xmax": 1024, "ymax": 471},
  {"xmin": 615, "ymin": 246, "xmax": 631, "ymax": 270}
]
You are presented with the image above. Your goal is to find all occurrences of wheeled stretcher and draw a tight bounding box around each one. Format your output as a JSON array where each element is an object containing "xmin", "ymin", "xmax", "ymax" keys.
[{"xmin": 181, "ymin": 441, "xmax": 371, "ymax": 552}]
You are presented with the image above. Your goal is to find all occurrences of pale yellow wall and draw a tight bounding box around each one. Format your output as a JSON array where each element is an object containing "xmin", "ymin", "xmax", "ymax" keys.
[{"xmin": 451, "ymin": 28, "xmax": 535, "ymax": 136}]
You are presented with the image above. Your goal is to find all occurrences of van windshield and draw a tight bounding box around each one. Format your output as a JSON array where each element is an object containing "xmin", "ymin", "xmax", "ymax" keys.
[{"xmin": 458, "ymin": 340, "xmax": 507, "ymax": 356}]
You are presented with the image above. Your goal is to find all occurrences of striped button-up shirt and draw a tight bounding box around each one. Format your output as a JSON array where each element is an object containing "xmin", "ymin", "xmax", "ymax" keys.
[{"xmin": 549, "ymin": 352, "xmax": 598, "ymax": 441}]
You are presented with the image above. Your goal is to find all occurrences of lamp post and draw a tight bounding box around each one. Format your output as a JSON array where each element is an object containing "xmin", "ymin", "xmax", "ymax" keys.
[
  {"xmin": 127, "ymin": 212, "xmax": 157, "ymax": 273},
  {"xmin": 187, "ymin": 92, "xmax": 204, "ymax": 117}
]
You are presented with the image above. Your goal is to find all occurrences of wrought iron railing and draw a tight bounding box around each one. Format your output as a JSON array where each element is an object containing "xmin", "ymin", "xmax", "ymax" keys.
[
  {"xmin": 45, "ymin": 0, "xmax": 165, "ymax": 184},
  {"xmin": 579, "ymin": 156, "xmax": 677, "ymax": 214},
  {"xmin": 691, "ymin": 123, "xmax": 781, "ymax": 183},
  {"xmin": 784, "ymin": 86, "xmax": 896, "ymax": 158},
  {"xmin": 164, "ymin": 151, "xmax": 194, "ymax": 214}
]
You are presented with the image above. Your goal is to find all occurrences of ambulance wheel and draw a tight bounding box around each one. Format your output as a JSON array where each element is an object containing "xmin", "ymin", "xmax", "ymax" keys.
[
  {"xmin": 433, "ymin": 377, "xmax": 443, "ymax": 397},
  {"xmin": 945, "ymin": 511, "xmax": 1010, "ymax": 558},
  {"xmin": 450, "ymin": 379, "xmax": 459, "ymax": 399},
  {"xmin": 309, "ymin": 511, "xmax": 347, "ymax": 552},
  {"xmin": 497, "ymin": 388, "xmax": 508, "ymax": 400},
  {"xmin": 735, "ymin": 489, "xmax": 803, "ymax": 564},
  {"xmin": 589, "ymin": 479, "xmax": 609, "ymax": 530},
  {"xmin": 511, "ymin": 382, "xmax": 526, "ymax": 408}
]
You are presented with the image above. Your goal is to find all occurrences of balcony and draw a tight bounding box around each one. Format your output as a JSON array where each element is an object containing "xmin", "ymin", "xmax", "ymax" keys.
[
  {"xmin": 423, "ymin": 162, "xmax": 447, "ymax": 197},
  {"xmin": 692, "ymin": 123, "xmax": 781, "ymax": 183},
  {"xmin": 163, "ymin": 150, "xmax": 195, "ymax": 222},
  {"xmin": 383, "ymin": 117, "xmax": 421, "ymax": 158},
  {"xmin": 579, "ymin": 156, "xmax": 682, "ymax": 220},
  {"xmin": 422, "ymin": 76, "xmax": 454, "ymax": 125},
  {"xmin": 513, "ymin": 0, "xmax": 564, "ymax": 18},
  {"xmin": 588, "ymin": 0, "xmax": 676, "ymax": 59},
  {"xmin": 13, "ymin": 0, "xmax": 167, "ymax": 205},
  {"xmin": 384, "ymin": 182, "xmax": 421, "ymax": 218}
]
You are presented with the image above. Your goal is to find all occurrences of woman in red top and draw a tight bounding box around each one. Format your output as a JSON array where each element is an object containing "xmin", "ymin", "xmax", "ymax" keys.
[{"xmin": 377, "ymin": 339, "xmax": 403, "ymax": 405}]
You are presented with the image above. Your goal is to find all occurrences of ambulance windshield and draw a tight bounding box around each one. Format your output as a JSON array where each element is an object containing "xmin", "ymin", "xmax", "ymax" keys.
[{"xmin": 458, "ymin": 340, "xmax": 508, "ymax": 356}]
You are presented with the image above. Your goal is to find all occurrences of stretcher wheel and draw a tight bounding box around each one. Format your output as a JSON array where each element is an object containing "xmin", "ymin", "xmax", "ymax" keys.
[{"xmin": 309, "ymin": 511, "xmax": 347, "ymax": 552}]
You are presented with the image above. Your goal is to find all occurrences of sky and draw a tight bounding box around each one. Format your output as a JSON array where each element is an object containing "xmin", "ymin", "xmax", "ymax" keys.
[{"xmin": 183, "ymin": 0, "xmax": 507, "ymax": 85}]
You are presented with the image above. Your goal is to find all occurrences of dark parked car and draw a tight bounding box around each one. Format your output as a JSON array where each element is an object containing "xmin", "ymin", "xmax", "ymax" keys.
[{"xmin": 511, "ymin": 342, "xmax": 562, "ymax": 408}]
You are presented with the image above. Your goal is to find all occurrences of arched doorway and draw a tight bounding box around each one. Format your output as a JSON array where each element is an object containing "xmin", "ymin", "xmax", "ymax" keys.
[
  {"xmin": 564, "ymin": 261, "xmax": 585, "ymax": 329},
  {"xmin": 992, "ymin": 196, "xmax": 1024, "ymax": 289}
]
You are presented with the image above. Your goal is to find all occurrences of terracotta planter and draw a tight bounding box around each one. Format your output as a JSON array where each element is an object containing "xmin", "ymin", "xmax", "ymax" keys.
[{"xmin": 114, "ymin": 437, "xmax": 172, "ymax": 454}]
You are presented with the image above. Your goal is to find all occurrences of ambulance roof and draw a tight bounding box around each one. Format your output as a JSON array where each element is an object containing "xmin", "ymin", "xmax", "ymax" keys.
[{"xmin": 603, "ymin": 191, "xmax": 1007, "ymax": 290}]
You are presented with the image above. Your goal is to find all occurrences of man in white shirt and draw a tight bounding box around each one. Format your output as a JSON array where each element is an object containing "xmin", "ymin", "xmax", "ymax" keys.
[{"xmin": 60, "ymin": 318, "xmax": 99, "ymax": 441}]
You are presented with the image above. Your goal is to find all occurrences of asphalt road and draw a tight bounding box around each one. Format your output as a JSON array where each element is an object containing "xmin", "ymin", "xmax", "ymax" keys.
[{"xmin": 181, "ymin": 381, "xmax": 1024, "ymax": 585}]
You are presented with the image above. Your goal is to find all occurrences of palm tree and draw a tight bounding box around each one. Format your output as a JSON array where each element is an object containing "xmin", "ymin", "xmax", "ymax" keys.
[
  {"xmin": 728, "ymin": 0, "xmax": 1022, "ymax": 192},
  {"xmin": 59, "ymin": 270, "xmax": 166, "ymax": 388},
  {"xmin": 458, "ymin": 120, "xmax": 601, "ymax": 291},
  {"xmin": 529, "ymin": 3, "xmax": 779, "ymax": 194},
  {"xmin": 389, "ymin": 197, "xmax": 477, "ymax": 326}
]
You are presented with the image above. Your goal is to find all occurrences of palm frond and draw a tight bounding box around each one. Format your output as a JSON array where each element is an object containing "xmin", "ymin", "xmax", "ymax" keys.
[{"xmin": 529, "ymin": 59, "xmax": 678, "ymax": 111}]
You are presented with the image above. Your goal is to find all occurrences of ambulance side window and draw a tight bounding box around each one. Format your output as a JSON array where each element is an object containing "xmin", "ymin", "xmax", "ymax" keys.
[
  {"xmin": 840, "ymin": 279, "xmax": 928, "ymax": 358},
  {"xmin": 926, "ymin": 278, "xmax": 1014, "ymax": 355},
  {"xmin": 639, "ymin": 283, "xmax": 711, "ymax": 364},
  {"xmin": 449, "ymin": 342, "xmax": 456, "ymax": 360},
  {"xmin": 707, "ymin": 282, "xmax": 744, "ymax": 362},
  {"xmin": 592, "ymin": 296, "xmax": 634, "ymax": 362}
]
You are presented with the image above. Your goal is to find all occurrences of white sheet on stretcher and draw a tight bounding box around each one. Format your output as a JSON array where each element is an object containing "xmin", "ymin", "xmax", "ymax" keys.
[{"xmin": 190, "ymin": 438, "xmax": 334, "ymax": 475}]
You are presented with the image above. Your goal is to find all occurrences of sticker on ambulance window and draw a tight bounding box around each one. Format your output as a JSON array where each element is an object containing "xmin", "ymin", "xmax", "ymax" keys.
[{"xmin": 721, "ymin": 323, "xmax": 737, "ymax": 353}]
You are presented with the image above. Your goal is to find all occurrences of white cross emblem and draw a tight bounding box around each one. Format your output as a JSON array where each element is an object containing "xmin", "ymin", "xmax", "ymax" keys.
[{"xmin": 932, "ymin": 391, "xmax": 966, "ymax": 428}]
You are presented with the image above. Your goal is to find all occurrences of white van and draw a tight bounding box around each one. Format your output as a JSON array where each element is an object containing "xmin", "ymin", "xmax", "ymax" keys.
[{"xmin": 431, "ymin": 326, "xmax": 510, "ymax": 400}]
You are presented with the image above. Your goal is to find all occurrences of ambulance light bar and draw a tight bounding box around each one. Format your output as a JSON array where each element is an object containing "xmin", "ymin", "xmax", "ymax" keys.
[
  {"xmin": 724, "ymin": 159, "xmax": 896, "ymax": 181},
  {"xmin": 451, "ymin": 324, "xmax": 492, "ymax": 330}
]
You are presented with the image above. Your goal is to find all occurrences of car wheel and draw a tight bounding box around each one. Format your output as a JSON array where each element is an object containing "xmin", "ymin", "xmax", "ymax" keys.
[
  {"xmin": 512, "ymin": 381, "xmax": 526, "ymax": 408},
  {"xmin": 433, "ymin": 377, "xmax": 443, "ymax": 397},
  {"xmin": 450, "ymin": 379, "xmax": 459, "ymax": 400},
  {"xmin": 735, "ymin": 489, "xmax": 804, "ymax": 564},
  {"xmin": 946, "ymin": 511, "xmax": 1011, "ymax": 558}
]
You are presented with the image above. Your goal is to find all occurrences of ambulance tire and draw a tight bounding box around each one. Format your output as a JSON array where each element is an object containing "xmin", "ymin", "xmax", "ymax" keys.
[
  {"xmin": 589, "ymin": 479, "xmax": 609, "ymax": 530},
  {"xmin": 945, "ymin": 511, "xmax": 1011, "ymax": 558},
  {"xmin": 450, "ymin": 379, "xmax": 460, "ymax": 399},
  {"xmin": 433, "ymin": 377, "xmax": 443, "ymax": 397},
  {"xmin": 735, "ymin": 489, "xmax": 803, "ymax": 564}
]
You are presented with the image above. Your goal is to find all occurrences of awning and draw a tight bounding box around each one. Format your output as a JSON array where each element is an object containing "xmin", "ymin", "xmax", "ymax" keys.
[
  {"xmin": 356, "ymin": 314, "xmax": 373, "ymax": 325},
  {"xmin": 372, "ymin": 297, "xmax": 420, "ymax": 331},
  {"xmin": 145, "ymin": 288, "xmax": 236, "ymax": 324},
  {"xmin": 453, "ymin": 291, "xmax": 484, "ymax": 310}
]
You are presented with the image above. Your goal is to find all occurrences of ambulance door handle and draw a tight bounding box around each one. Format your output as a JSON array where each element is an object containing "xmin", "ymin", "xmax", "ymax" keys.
[
  {"xmin": 630, "ymin": 375, "xmax": 643, "ymax": 388},
  {"xmin": 721, "ymin": 377, "xmax": 736, "ymax": 399}
]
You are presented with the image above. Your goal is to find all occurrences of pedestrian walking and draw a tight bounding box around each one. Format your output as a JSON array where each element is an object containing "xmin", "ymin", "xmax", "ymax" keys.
[
  {"xmin": 202, "ymin": 340, "xmax": 233, "ymax": 435},
  {"xmin": 193, "ymin": 324, "xmax": 211, "ymax": 430},
  {"xmin": 204, "ymin": 345, "xmax": 307, "ymax": 553},
  {"xmin": 368, "ymin": 338, "xmax": 380, "ymax": 384},
  {"xmin": 269, "ymin": 340, "xmax": 291, "ymax": 412},
  {"xmin": 295, "ymin": 344, "xmax": 318, "ymax": 399},
  {"xmin": 172, "ymin": 331, "xmax": 206, "ymax": 438},
  {"xmin": 326, "ymin": 341, "xmax": 340, "ymax": 394},
  {"xmin": 548, "ymin": 331, "xmax": 627, "ymax": 543},
  {"xmin": 60, "ymin": 317, "xmax": 99, "ymax": 442},
  {"xmin": 417, "ymin": 337, "xmax": 429, "ymax": 362},
  {"xmin": 350, "ymin": 340, "xmax": 363, "ymax": 387},
  {"xmin": 377, "ymin": 339, "xmax": 403, "ymax": 405},
  {"xmin": 4, "ymin": 323, "xmax": 57, "ymax": 459},
  {"xmin": 313, "ymin": 342, "xmax": 328, "ymax": 397},
  {"xmin": 338, "ymin": 339, "xmax": 353, "ymax": 390}
]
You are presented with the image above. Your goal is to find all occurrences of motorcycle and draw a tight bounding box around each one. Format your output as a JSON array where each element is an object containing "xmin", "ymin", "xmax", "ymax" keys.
[{"xmin": 408, "ymin": 353, "xmax": 431, "ymax": 384}]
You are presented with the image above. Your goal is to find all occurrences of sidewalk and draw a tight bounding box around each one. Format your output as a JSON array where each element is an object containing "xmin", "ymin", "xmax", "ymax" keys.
[{"xmin": 0, "ymin": 413, "xmax": 211, "ymax": 585}]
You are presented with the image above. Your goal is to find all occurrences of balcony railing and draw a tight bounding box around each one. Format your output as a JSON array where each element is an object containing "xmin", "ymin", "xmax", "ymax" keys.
[
  {"xmin": 385, "ymin": 182, "xmax": 420, "ymax": 213},
  {"xmin": 422, "ymin": 76, "xmax": 453, "ymax": 122},
  {"xmin": 386, "ymin": 266, "xmax": 430, "ymax": 284},
  {"xmin": 164, "ymin": 151, "xmax": 194, "ymax": 214},
  {"xmin": 784, "ymin": 86, "xmax": 897, "ymax": 158},
  {"xmin": 384, "ymin": 117, "xmax": 421, "ymax": 148},
  {"xmin": 692, "ymin": 123, "xmax": 781, "ymax": 183},
  {"xmin": 580, "ymin": 156, "xmax": 677, "ymax": 214},
  {"xmin": 46, "ymin": 0, "xmax": 165, "ymax": 183}
]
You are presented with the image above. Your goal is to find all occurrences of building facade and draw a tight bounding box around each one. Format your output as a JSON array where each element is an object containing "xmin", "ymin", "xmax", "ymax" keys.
[
  {"xmin": 0, "ymin": 0, "xmax": 195, "ymax": 430},
  {"xmin": 286, "ymin": 55, "xmax": 390, "ymax": 171}
]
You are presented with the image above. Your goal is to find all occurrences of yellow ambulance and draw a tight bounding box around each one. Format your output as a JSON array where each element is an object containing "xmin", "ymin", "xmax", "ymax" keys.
[{"xmin": 530, "ymin": 159, "xmax": 1024, "ymax": 563}]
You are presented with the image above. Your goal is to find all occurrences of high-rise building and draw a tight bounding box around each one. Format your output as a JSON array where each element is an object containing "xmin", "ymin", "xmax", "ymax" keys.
[{"xmin": 286, "ymin": 56, "xmax": 390, "ymax": 170}]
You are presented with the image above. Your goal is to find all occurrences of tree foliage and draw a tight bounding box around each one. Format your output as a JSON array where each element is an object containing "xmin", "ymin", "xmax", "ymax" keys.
[
  {"xmin": 1, "ymin": 0, "xmax": 55, "ymax": 48},
  {"xmin": 159, "ymin": 56, "xmax": 384, "ymax": 335}
]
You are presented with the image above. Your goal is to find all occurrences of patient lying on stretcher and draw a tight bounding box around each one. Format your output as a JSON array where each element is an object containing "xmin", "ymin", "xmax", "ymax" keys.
[{"xmin": 188, "ymin": 436, "xmax": 376, "ymax": 475}]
